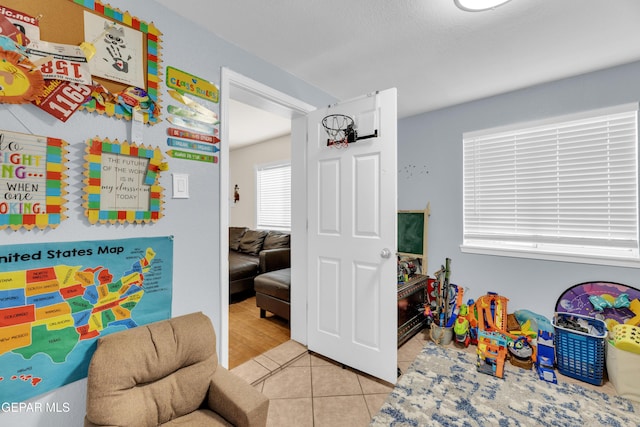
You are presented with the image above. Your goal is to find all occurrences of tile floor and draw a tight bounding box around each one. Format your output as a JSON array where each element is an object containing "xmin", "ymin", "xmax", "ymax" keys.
[{"xmin": 230, "ymin": 332, "xmax": 428, "ymax": 427}]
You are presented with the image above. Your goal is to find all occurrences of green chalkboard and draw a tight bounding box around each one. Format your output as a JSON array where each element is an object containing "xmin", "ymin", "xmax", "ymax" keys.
[{"xmin": 398, "ymin": 211, "xmax": 425, "ymax": 255}]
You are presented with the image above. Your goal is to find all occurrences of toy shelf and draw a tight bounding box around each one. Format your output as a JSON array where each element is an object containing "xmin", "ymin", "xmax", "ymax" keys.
[{"xmin": 398, "ymin": 274, "xmax": 428, "ymax": 347}]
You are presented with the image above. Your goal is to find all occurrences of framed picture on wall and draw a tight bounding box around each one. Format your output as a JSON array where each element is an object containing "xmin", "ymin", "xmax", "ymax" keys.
[
  {"xmin": 0, "ymin": 130, "xmax": 68, "ymax": 230},
  {"xmin": 83, "ymin": 137, "xmax": 164, "ymax": 224}
]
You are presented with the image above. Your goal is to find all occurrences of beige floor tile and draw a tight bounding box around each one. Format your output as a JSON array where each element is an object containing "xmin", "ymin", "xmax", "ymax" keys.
[
  {"xmin": 310, "ymin": 352, "xmax": 336, "ymax": 366},
  {"xmin": 312, "ymin": 364, "xmax": 363, "ymax": 397},
  {"xmin": 289, "ymin": 352, "xmax": 311, "ymax": 367},
  {"xmin": 397, "ymin": 359, "xmax": 414, "ymax": 377},
  {"xmin": 262, "ymin": 340, "xmax": 307, "ymax": 366},
  {"xmin": 357, "ymin": 372, "xmax": 394, "ymax": 394},
  {"xmin": 363, "ymin": 393, "xmax": 389, "ymax": 418},
  {"xmin": 254, "ymin": 354, "xmax": 281, "ymax": 372},
  {"xmin": 230, "ymin": 359, "xmax": 271, "ymax": 385},
  {"xmin": 262, "ymin": 366, "xmax": 312, "ymax": 399},
  {"xmin": 397, "ymin": 335, "xmax": 425, "ymax": 362},
  {"xmin": 313, "ymin": 395, "xmax": 372, "ymax": 427},
  {"xmin": 266, "ymin": 397, "xmax": 313, "ymax": 427}
]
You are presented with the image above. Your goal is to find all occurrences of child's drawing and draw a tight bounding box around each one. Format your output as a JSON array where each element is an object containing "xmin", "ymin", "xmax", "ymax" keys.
[{"xmin": 83, "ymin": 11, "xmax": 145, "ymax": 89}]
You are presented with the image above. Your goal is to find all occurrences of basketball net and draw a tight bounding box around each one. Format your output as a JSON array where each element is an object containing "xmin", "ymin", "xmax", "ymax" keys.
[{"xmin": 322, "ymin": 114, "xmax": 354, "ymax": 149}]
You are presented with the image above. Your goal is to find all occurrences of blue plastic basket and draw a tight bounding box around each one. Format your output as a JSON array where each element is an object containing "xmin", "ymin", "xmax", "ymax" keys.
[{"xmin": 553, "ymin": 312, "xmax": 607, "ymax": 386}]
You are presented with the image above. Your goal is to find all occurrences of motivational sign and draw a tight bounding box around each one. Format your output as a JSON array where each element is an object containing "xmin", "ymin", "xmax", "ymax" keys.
[
  {"xmin": 166, "ymin": 66, "xmax": 219, "ymax": 103},
  {"xmin": 83, "ymin": 137, "xmax": 164, "ymax": 224},
  {"xmin": 0, "ymin": 130, "xmax": 67, "ymax": 230},
  {"xmin": 99, "ymin": 153, "xmax": 150, "ymax": 211}
]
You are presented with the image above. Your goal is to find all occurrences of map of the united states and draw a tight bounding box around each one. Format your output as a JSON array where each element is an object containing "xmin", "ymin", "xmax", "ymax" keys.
[{"xmin": 0, "ymin": 247, "xmax": 156, "ymax": 389}]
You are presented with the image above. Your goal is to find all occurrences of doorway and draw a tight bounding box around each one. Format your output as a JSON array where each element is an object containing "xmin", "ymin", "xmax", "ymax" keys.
[{"xmin": 219, "ymin": 68, "xmax": 315, "ymax": 368}]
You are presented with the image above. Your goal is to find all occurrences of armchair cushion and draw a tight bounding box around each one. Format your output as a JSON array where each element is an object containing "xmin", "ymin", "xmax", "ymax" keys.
[{"xmin": 84, "ymin": 312, "xmax": 269, "ymax": 427}]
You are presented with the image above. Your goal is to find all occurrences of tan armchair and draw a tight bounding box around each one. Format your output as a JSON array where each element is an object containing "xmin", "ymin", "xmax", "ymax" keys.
[{"xmin": 84, "ymin": 312, "xmax": 269, "ymax": 426}]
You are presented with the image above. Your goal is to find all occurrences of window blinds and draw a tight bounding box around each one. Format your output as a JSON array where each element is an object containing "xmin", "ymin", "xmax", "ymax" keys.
[
  {"xmin": 256, "ymin": 163, "xmax": 291, "ymax": 230},
  {"xmin": 463, "ymin": 103, "xmax": 639, "ymax": 261}
]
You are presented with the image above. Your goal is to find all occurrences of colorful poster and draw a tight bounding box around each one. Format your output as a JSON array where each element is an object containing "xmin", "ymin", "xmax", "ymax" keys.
[
  {"xmin": 0, "ymin": 130, "xmax": 67, "ymax": 230},
  {"xmin": 0, "ymin": 237, "xmax": 173, "ymax": 403}
]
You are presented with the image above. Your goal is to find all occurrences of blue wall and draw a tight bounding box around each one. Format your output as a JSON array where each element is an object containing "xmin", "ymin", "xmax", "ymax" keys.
[{"xmin": 398, "ymin": 61, "xmax": 640, "ymax": 319}]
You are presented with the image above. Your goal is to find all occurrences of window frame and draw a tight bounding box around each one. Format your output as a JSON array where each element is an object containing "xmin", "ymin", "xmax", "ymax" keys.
[
  {"xmin": 255, "ymin": 160, "xmax": 291, "ymax": 231},
  {"xmin": 461, "ymin": 103, "xmax": 640, "ymax": 268}
]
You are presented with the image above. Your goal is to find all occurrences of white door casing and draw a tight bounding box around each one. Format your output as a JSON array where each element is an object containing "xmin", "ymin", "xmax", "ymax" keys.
[{"xmin": 306, "ymin": 89, "xmax": 398, "ymax": 383}]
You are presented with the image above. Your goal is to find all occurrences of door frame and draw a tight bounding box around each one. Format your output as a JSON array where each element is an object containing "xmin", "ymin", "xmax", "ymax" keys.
[{"xmin": 219, "ymin": 68, "xmax": 315, "ymax": 367}]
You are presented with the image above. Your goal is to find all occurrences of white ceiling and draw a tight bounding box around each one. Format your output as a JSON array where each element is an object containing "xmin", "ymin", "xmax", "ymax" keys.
[
  {"xmin": 227, "ymin": 99, "xmax": 291, "ymax": 150},
  {"xmin": 157, "ymin": 0, "xmax": 640, "ymax": 146}
]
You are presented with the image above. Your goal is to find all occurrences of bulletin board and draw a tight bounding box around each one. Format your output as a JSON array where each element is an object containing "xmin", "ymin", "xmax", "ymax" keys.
[{"xmin": 3, "ymin": 0, "xmax": 162, "ymax": 124}]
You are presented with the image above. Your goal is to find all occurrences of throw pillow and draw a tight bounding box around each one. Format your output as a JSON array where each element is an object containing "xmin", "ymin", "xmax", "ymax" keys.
[
  {"xmin": 238, "ymin": 229, "xmax": 268, "ymax": 255},
  {"xmin": 229, "ymin": 227, "xmax": 248, "ymax": 251},
  {"xmin": 263, "ymin": 231, "xmax": 290, "ymax": 250}
]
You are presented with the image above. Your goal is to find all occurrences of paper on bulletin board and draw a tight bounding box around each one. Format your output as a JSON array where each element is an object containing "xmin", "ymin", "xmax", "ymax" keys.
[
  {"xmin": 26, "ymin": 40, "xmax": 92, "ymax": 85},
  {"xmin": 83, "ymin": 11, "xmax": 145, "ymax": 89},
  {"xmin": 0, "ymin": 2, "xmax": 40, "ymax": 46}
]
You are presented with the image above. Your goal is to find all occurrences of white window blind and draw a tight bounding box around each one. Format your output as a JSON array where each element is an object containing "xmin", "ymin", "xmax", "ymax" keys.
[
  {"xmin": 462, "ymin": 103, "xmax": 639, "ymax": 265},
  {"xmin": 256, "ymin": 162, "xmax": 291, "ymax": 230}
]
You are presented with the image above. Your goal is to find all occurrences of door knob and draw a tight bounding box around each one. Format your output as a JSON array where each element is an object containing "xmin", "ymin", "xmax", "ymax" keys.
[{"xmin": 380, "ymin": 248, "xmax": 392, "ymax": 259}]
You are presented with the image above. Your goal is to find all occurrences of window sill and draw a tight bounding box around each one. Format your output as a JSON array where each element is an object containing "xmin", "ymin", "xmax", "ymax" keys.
[{"xmin": 460, "ymin": 244, "xmax": 640, "ymax": 269}]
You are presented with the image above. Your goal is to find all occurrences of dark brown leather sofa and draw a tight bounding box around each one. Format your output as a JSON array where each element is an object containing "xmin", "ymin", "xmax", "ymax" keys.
[{"xmin": 229, "ymin": 227, "xmax": 290, "ymax": 297}]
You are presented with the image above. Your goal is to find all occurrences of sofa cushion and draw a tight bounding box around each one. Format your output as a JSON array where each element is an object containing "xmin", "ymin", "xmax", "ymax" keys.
[
  {"xmin": 229, "ymin": 227, "xmax": 248, "ymax": 251},
  {"xmin": 228, "ymin": 251, "xmax": 260, "ymax": 281},
  {"xmin": 254, "ymin": 268, "xmax": 291, "ymax": 301},
  {"xmin": 263, "ymin": 231, "xmax": 290, "ymax": 250},
  {"xmin": 238, "ymin": 229, "xmax": 268, "ymax": 255}
]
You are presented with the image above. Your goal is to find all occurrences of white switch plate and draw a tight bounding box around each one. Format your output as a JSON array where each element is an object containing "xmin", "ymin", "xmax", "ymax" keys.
[{"xmin": 172, "ymin": 173, "xmax": 189, "ymax": 198}]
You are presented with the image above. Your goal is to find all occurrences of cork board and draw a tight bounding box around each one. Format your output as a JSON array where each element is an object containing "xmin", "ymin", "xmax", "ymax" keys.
[{"xmin": 3, "ymin": 0, "xmax": 162, "ymax": 124}]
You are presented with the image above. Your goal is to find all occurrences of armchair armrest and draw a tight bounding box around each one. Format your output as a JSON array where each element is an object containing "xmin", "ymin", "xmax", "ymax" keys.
[
  {"xmin": 259, "ymin": 248, "xmax": 290, "ymax": 273},
  {"xmin": 208, "ymin": 366, "xmax": 269, "ymax": 427}
]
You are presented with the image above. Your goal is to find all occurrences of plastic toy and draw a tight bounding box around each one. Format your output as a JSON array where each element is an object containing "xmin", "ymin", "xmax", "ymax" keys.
[
  {"xmin": 476, "ymin": 330, "xmax": 508, "ymax": 378},
  {"xmin": 453, "ymin": 305, "xmax": 470, "ymax": 348},
  {"xmin": 513, "ymin": 309, "xmax": 554, "ymax": 334},
  {"xmin": 508, "ymin": 336, "xmax": 534, "ymax": 369},
  {"xmin": 589, "ymin": 293, "xmax": 630, "ymax": 311},
  {"xmin": 626, "ymin": 299, "xmax": 640, "ymax": 326}
]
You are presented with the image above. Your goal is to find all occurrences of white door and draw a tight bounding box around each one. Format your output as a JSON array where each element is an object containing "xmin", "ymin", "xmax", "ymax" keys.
[{"xmin": 306, "ymin": 89, "xmax": 397, "ymax": 383}]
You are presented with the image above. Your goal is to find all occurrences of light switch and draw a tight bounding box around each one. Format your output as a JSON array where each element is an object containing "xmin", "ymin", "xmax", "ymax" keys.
[{"xmin": 172, "ymin": 173, "xmax": 189, "ymax": 198}]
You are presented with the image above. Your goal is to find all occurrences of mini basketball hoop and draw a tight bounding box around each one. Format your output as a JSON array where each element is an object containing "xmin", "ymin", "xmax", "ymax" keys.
[{"xmin": 322, "ymin": 114, "xmax": 356, "ymax": 148}]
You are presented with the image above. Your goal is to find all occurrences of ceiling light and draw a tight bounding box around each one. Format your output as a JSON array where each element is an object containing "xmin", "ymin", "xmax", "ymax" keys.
[{"xmin": 455, "ymin": 0, "xmax": 512, "ymax": 11}]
